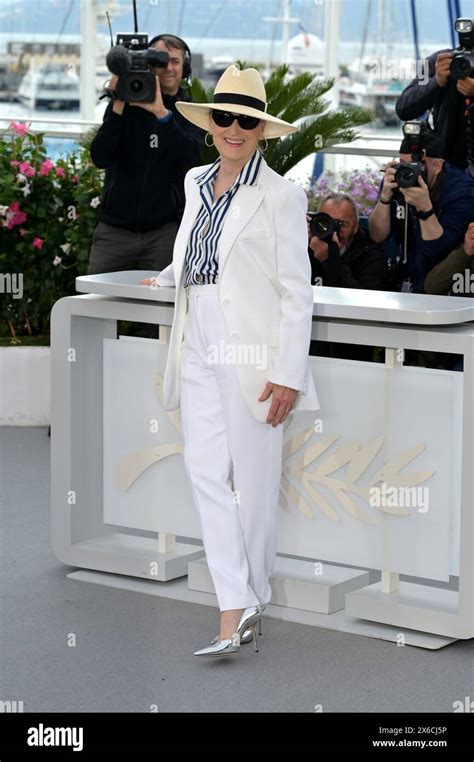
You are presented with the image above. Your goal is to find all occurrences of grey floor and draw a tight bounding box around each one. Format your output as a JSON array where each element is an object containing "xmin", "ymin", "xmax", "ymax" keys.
[{"xmin": 1, "ymin": 426, "xmax": 473, "ymax": 713}]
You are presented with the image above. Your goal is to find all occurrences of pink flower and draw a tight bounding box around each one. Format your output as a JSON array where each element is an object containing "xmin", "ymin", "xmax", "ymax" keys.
[
  {"xmin": 19, "ymin": 228, "xmax": 26, "ymax": 236},
  {"xmin": 19, "ymin": 161, "xmax": 36, "ymax": 178},
  {"xmin": 55, "ymin": 167, "xmax": 65, "ymax": 177},
  {"xmin": 9, "ymin": 121, "xmax": 30, "ymax": 137},
  {"xmin": 5, "ymin": 201, "xmax": 28, "ymax": 229},
  {"xmin": 10, "ymin": 160, "xmax": 20, "ymax": 167},
  {"xmin": 32, "ymin": 237, "xmax": 44, "ymax": 249},
  {"xmin": 90, "ymin": 196, "xmax": 100, "ymax": 208},
  {"xmin": 39, "ymin": 159, "xmax": 55, "ymax": 176},
  {"xmin": 71, "ymin": 174, "xmax": 79, "ymax": 183},
  {"xmin": 52, "ymin": 255, "xmax": 62, "ymax": 266}
]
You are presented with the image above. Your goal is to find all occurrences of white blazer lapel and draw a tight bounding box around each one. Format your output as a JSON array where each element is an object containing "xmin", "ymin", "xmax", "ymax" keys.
[{"xmin": 218, "ymin": 184, "xmax": 265, "ymax": 277}]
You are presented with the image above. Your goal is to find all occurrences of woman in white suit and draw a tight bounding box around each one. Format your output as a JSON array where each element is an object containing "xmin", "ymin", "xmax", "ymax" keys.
[{"xmin": 141, "ymin": 64, "xmax": 319, "ymax": 657}]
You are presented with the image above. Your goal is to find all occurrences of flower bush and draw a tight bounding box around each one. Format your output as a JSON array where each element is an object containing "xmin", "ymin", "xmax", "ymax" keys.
[
  {"xmin": 307, "ymin": 167, "xmax": 382, "ymax": 217},
  {"xmin": 0, "ymin": 121, "xmax": 103, "ymax": 341}
]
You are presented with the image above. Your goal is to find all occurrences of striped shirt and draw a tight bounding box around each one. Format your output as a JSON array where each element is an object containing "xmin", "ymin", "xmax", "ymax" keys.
[{"xmin": 184, "ymin": 149, "xmax": 264, "ymax": 287}]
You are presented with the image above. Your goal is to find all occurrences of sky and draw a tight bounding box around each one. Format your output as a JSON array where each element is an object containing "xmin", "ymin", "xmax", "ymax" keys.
[{"xmin": 0, "ymin": 0, "xmax": 473, "ymax": 45}]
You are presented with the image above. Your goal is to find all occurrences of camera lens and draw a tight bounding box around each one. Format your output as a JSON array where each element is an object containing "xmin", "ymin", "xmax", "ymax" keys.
[
  {"xmin": 452, "ymin": 55, "xmax": 472, "ymax": 79},
  {"xmin": 395, "ymin": 164, "xmax": 416, "ymax": 188},
  {"xmin": 130, "ymin": 79, "xmax": 143, "ymax": 93},
  {"xmin": 310, "ymin": 212, "xmax": 334, "ymax": 240}
]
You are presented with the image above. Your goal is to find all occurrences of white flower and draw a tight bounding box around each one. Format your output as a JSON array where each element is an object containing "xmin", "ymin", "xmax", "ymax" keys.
[
  {"xmin": 21, "ymin": 183, "xmax": 31, "ymax": 197},
  {"xmin": 90, "ymin": 196, "xmax": 100, "ymax": 208},
  {"xmin": 58, "ymin": 217, "xmax": 64, "ymax": 222},
  {"xmin": 59, "ymin": 242, "xmax": 71, "ymax": 254},
  {"xmin": 52, "ymin": 180, "xmax": 61, "ymax": 190},
  {"xmin": 0, "ymin": 205, "xmax": 9, "ymax": 216},
  {"xmin": 52, "ymin": 255, "xmax": 62, "ymax": 266},
  {"xmin": 16, "ymin": 173, "xmax": 27, "ymax": 184}
]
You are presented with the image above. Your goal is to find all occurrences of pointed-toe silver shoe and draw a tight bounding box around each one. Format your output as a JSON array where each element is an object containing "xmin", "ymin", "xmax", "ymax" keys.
[{"xmin": 194, "ymin": 632, "xmax": 241, "ymax": 657}]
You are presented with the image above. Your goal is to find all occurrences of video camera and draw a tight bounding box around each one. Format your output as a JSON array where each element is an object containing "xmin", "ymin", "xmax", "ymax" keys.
[
  {"xmin": 394, "ymin": 122, "xmax": 428, "ymax": 188},
  {"xmin": 308, "ymin": 212, "xmax": 343, "ymax": 242},
  {"xmin": 450, "ymin": 18, "xmax": 474, "ymax": 80},
  {"xmin": 106, "ymin": 33, "xmax": 169, "ymax": 103}
]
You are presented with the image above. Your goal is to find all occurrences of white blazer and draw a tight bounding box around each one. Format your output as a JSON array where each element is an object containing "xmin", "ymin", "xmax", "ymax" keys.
[{"xmin": 157, "ymin": 157, "xmax": 320, "ymax": 423}]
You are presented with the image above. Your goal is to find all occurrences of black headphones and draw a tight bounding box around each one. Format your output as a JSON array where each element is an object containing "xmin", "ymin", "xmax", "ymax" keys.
[{"xmin": 148, "ymin": 33, "xmax": 192, "ymax": 84}]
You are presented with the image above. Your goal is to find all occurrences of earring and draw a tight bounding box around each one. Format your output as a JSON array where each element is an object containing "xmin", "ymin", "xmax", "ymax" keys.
[
  {"xmin": 205, "ymin": 132, "xmax": 215, "ymax": 147},
  {"xmin": 259, "ymin": 138, "xmax": 268, "ymax": 153}
]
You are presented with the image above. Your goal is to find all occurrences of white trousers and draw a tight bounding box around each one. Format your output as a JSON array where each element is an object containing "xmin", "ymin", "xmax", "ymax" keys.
[{"xmin": 179, "ymin": 284, "xmax": 284, "ymax": 611}]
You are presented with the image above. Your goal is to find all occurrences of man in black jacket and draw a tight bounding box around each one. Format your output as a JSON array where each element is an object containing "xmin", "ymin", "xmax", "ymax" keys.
[
  {"xmin": 88, "ymin": 34, "xmax": 205, "ymax": 276},
  {"xmin": 395, "ymin": 33, "xmax": 474, "ymax": 173},
  {"xmin": 309, "ymin": 193, "xmax": 389, "ymax": 290}
]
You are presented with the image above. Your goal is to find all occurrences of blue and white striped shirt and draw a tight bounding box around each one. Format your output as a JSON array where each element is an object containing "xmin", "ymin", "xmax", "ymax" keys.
[{"xmin": 184, "ymin": 149, "xmax": 263, "ymax": 287}]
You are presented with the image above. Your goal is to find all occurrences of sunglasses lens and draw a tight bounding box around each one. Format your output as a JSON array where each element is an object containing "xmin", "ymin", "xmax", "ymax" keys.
[
  {"xmin": 211, "ymin": 110, "xmax": 234, "ymax": 127},
  {"xmin": 237, "ymin": 115, "xmax": 261, "ymax": 130},
  {"xmin": 211, "ymin": 110, "xmax": 261, "ymax": 130}
]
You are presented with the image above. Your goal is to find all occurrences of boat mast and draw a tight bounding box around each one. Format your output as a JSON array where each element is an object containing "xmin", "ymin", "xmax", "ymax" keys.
[
  {"xmin": 263, "ymin": 0, "xmax": 299, "ymax": 65},
  {"xmin": 80, "ymin": 0, "xmax": 97, "ymax": 121},
  {"xmin": 359, "ymin": 0, "xmax": 373, "ymax": 73},
  {"xmin": 324, "ymin": 0, "xmax": 340, "ymax": 81}
]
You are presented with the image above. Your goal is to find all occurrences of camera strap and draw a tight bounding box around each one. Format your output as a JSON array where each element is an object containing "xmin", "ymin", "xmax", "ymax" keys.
[
  {"xmin": 464, "ymin": 98, "xmax": 474, "ymax": 177},
  {"xmin": 403, "ymin": 202, "xmax": 409, "ymax": 264}
]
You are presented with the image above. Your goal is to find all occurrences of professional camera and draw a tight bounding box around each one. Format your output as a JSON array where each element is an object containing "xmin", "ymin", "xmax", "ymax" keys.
[
  {"xmin": 308, "ymin": 212, "xmax": 343, "ymax": 242},
  {"xmin": 106, "ymin": 33, "xmax": 169, "ymax": 103},
  {"xmin": 450, "ymin": 18, "xmax": 474, "ymax": 80},
  {"xmin": 394, "ymin": 121, "xmax": 428, "ymax": 188}
]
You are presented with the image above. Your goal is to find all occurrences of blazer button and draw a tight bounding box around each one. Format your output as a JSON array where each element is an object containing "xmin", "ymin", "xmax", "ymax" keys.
[
  {"xmin": 195, "ymin": 273, "xmax": 203, "ymax": 283},
  {"xmin": 230, "ymin": 331, "xmax": 239, "ymax": 341},
  {"xmin": 222, "ymin": 297, "xmax": 231, "ymax": 306}
]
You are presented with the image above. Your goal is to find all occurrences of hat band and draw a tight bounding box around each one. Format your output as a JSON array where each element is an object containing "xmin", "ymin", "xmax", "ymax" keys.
[{"xmin": 213, "ymin": 92, "xmax": 266, "ymax": 112}]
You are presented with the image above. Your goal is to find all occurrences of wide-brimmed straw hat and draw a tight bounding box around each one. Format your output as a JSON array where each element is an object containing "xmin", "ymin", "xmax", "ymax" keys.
[{"xmin": 175, "ymin": 64, "xmax": 297, "ymax": 139}]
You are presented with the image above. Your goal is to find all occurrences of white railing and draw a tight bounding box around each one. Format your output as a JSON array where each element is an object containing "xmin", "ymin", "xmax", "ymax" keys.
[{"xmin": 0, "ymin": 115, "xmax": 401, "ymax": 157}]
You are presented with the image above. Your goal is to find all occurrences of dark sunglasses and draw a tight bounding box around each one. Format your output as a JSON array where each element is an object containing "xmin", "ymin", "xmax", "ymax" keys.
[{"xmin": 211, "ymin": 110, "xmax": 261, "ymax": 130}]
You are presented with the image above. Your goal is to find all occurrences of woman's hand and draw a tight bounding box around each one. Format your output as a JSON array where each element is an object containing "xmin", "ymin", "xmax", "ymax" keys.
[
  {"xmin": 259, "ymin": 382, "xmax": 298, "ymax": 426},
  {"xmin": 140, "ymin": 276, "xmax": 160, "ymax": 287}
]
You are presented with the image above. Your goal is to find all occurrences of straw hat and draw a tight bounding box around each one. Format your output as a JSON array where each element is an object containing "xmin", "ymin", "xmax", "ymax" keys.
[{"xmin": 175, "ymin": 64, "xmax": 297, "ymax": 139}]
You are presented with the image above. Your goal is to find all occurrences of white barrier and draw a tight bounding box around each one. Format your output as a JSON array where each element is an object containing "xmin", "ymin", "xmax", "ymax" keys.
[{"xmin": 50, "ymin": 272, "xmax": 474, "ymax": 647}]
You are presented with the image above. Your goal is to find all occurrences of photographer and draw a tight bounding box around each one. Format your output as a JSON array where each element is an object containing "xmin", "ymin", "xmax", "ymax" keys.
[
  {"xmin": 424, "ymin": 223, "xmax": 474, "ymax": 296},
  {"xmin": 88, "ymin": 33, "xmax": 205, "ymax": 276},
  {"xmin": 395, "ymin": 18, "xmax": 474, "ymax": 174},
  {"xmin": 368, "ymin": 126, "xmax": 473, "ymax": 293},
  {"xmin": 308, "ymin": 193, "xmax": 389, "ymax": 290}
]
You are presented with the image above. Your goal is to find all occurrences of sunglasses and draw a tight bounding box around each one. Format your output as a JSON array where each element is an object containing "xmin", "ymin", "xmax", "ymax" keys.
[{"xmin": 211, "ymin": 110, "xmax": 261, "ymax": 130}]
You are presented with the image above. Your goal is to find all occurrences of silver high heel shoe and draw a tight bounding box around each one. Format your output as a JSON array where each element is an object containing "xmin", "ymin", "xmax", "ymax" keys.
[
  {"xmin": 193, "ymin": 632, "xmax": 241, "ymax": 657},
  {"xmin": 195, "ymin": 604, "xmax": 266, "ymax": 657},
  {"xmin": 210, "ymin": 603, "xmax": 265, "ymax": 646}
]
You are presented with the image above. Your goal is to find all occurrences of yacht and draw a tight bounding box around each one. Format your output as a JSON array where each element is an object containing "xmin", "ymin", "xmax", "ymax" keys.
[
  {"xmin": 338, "ymin": 56, "xmax": 411, "ymax": 126},
  {"xmin": 17, "ymin": 62, "xmax": 80, "ymax": 110}
]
